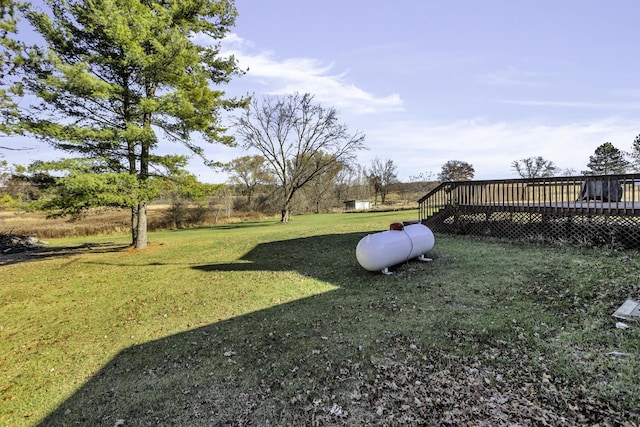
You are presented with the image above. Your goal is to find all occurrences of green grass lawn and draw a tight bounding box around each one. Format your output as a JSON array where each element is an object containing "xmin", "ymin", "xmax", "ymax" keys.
[{"xmin": 1, "ymin": 211, "xmax": 639, "ymax": 425}]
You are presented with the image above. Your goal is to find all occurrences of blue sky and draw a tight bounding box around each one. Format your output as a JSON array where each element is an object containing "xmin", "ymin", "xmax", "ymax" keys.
[{"xmin": 6, "ymin": 0, "xmax": 640, "ymax": 182}]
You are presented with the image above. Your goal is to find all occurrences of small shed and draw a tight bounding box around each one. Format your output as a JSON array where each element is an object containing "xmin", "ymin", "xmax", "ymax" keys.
[{"xmin": 344, "ymin": 200, "xmax": 370, "ymax": 211}]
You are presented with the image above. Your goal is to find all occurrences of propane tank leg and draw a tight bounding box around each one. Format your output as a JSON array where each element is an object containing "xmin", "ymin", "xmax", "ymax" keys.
[
  {"xmin": 381, "ymin": 267, "xmax": 393, "ymax": 275},
  {"xmin": 418, "ymin": 254, "xmax": 433, "ymax": 262}
]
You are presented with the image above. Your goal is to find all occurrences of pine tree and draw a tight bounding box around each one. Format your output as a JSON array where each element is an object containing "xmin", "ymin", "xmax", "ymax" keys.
[
  {"xmin": 583, "ymin": 142, "xmax": 629, "ymax": 175},
  {"xmin": 0, "ymin": 0, "xmax": 24, "ymax": 137},
  {"xmin": 12, "ymin": 0, "xmax": 247, "ymax": 248},
  {"xmin": 629, "ymin": 134, "xmax": 640, "ymax": 172},
  {"xmin": 438, "ymin": 160, "xmax": 475, "ymax": 182}
]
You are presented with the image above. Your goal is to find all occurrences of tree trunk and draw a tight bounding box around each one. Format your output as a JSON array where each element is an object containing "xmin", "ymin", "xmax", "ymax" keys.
[
  {"xmin": 135, "ymin": 201, "xmax": 148, "ymax": 249},
  {"xmin": 281, "ymin": 188, "xmax": 294, "ymax": 222},
  {"xmin": 133, "ymin": 83, "xmax": 153, "ymax": 250},
  {"xmin": 130, "ymin": 199, "xmax": 148, "ymax": 249},
  {"xmin": 280, "ymin": 209, "xmax": 289, "ymax": 223},
  {"xmin": 130, "ymin": 206, "xmax": 138, "ymax": 247}
]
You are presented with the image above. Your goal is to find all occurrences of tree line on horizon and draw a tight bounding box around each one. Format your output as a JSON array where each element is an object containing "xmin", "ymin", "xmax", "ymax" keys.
[{"xmin": 3, "ymin": 137, "xmax": 640, "ymax": 221}]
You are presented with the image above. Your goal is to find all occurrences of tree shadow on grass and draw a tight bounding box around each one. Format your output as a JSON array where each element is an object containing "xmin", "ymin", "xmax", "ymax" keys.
[
  {"xmin": 37, "ymin": 231, "xmax": 442, "ymax": 426},
  {"xmin": 175, "ymin": 220, "xmax": 283, "ymax": 232},
  {"xmin": 0, "ymin": 242, "xmax": 129, "ymax": 266},
  {"xmin": 193, "ymin": 232, "xmax": 377, "ymax": 280}
]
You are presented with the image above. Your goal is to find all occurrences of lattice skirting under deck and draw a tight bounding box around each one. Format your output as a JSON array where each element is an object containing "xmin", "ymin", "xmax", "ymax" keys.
[{"xmin": 423, "ymin": 209, "xmax": 640, "ymax": 248}]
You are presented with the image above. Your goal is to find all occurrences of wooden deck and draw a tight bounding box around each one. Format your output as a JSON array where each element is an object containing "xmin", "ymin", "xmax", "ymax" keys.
[
  {"xmin": 458, "ymin": 201, "xmax": 640, "ymax": 215},
  {"xmin": 418, "ymin": 174, "xmax": 640, "ymax": 248}
]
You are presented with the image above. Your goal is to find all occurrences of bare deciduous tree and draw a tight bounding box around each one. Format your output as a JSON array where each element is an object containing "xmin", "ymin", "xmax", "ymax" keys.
[
  {"xmin": 511, "ymin": 156, "xmax": 559, "ymax": 178},
  {"xmin": 368, "ymin": 157, "xmax": 398, "ymax": 205},
  {"xmin": 234, "ymin": 93, "xmax": 366, "ymax": 222},
  {"xmin": 224, "ymin": 155, "xmax": 274, "ymax": 211},
  {"xmin": 300, "ymin": 153, "xmax": 345, "ymax": 213}
]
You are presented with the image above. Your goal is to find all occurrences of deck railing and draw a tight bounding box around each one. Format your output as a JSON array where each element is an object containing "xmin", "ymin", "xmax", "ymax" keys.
[{"xmin": 419, "ymin": 173, "xmax": 640, "ymax": 221}]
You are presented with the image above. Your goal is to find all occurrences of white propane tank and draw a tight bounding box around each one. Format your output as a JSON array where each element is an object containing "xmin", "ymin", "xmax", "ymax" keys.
[{"xmin": 356, "ymin": 223, "xmax": 435, "ymax": 273}]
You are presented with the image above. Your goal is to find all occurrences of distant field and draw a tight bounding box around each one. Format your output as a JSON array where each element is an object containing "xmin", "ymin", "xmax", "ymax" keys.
[
  {"xmin": 1, "ymin": 210, "xmax": 639, "ymax": 425},
  {"xmin": 0, "ymin": 205, "xmax": 268, "ymax": 239}
]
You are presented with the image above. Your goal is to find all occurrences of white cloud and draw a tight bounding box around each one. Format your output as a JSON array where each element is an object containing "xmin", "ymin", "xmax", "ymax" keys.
[
  {"xmin": 478, "ymin": 66, "xmax": 550, "ymax": 87},
  {"xmin": 217, "ymin": 33, "xmax": 403, "ymax": 114},
  {"xmin": 357, "ymin": 117, "xmax": 639, "ymax": 181},
  {"xmin": 10, "ymin": 116, "xmax": 635, "ymax": 186},
  {"xmin": 186, "ymin": 33, "xmax": 640, "ymax": 184},
  {"xmin": 499, "ymin": 99, "xmax": 640, "ymax": 110},
  {"xmin": 220, "ymin": 32, "xmax": 252, "ymax": 49}
]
